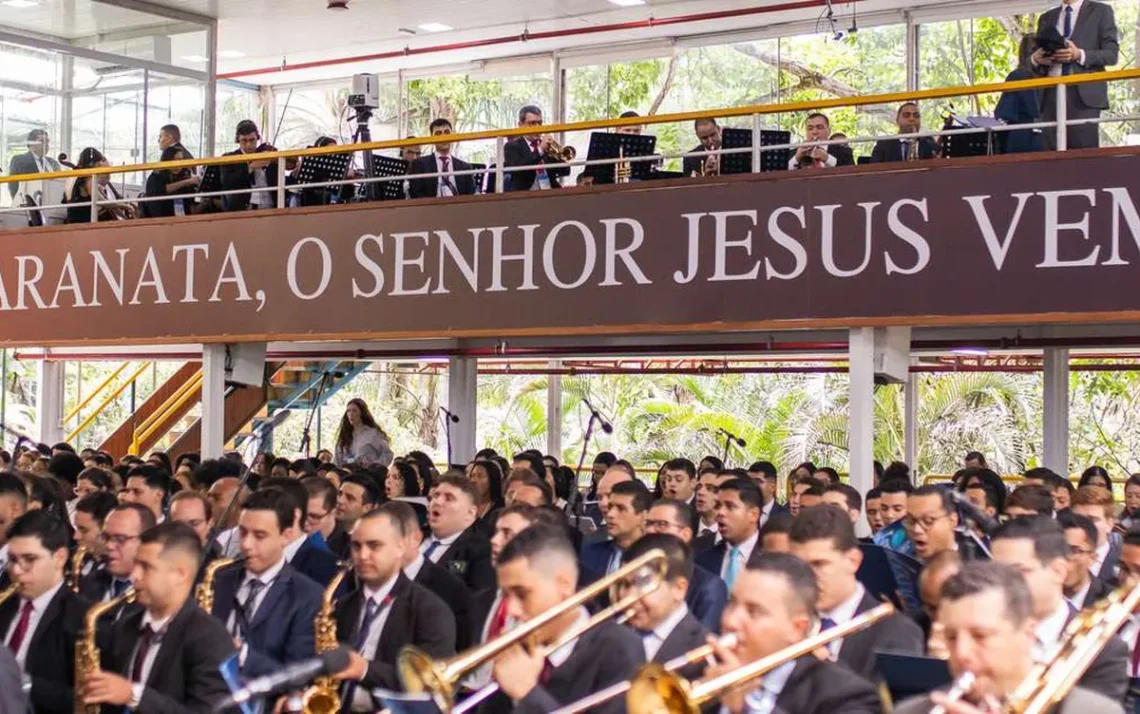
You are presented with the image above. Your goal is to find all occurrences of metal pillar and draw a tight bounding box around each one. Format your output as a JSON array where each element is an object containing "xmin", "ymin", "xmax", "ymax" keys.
[
  {"xmin": 1043, "ymin": 348, "xmax": 1070, "ymax": 476},
  {"xmin": 35, "ymin": 360, "xmax": 64, "ymax": 446},
  {"xmin": 201, "ymin": 344, "xmax": 227, "ymax": 459},
  {"xmin": 448, "ymin": 356, "xmax": 477, "ymax": 465},
  {"xmin": 848, "ymin": 328, "xmax": 876, "ymax": 537},
  {"xmin": 904, "ymin": 370, "xmax": 919, "ymax": 469},
  {"xmin": 547, "ymin": 360, "xmax": 563, "ymax": 459}
]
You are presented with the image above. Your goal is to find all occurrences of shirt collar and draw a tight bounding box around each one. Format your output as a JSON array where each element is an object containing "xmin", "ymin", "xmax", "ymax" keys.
[
  {"xmin": 821, "ymin": 582, "xmax": 865, "ymax": 625},
  {"xmin": 25, "ymin": 580, "xmax": 63, "ymax": 614},
  {"xmin": 428, "ymin": 528, "xmax": 464, "ymax": 547},
  {"xmin": 1062, "ymin": 0, "xmax": 1083, "ymax": 13},
  {"xmin": 283, "ymin": 533, "xmax": 307, "ymax": 563},
  {"xmin": 762, "ymin": 501, "xmax": 773, "ymax": 516},
  {"xmin": 141, "ymin": 609, "xmax": 175, "ymax": 634},
  {"xmin": 1067, "ymin": 578, "xmax": 1092, "ymax": 611},
  {"xmin": 649, "ymin": 603, "xmax": 690, "ymax": 642},
  {"xmin": 364, "ymin": 572, "xmax": 400, "ymax": 606},
  {"xmin": 729, "ymin": 530, "xmax": 760, "ymax": 561},
  {"xmin": 1036, "ymin": 600, "xmax": 1072, "ymax": 649},
  {"xmin": 760, "ymin": 658, "xmax": 798, "ymax": 695},
  {"xmin": 1094, "ymin": 540, "xmax": 1110, "ymax": 567},
  {"xmin": 404, "ymin": 553, "xmax": 426, "ymax": 581},
  {"xmin": 0, "ymin": 544, "xmax": 8, "ymax": 564},
  {"xmin": 548, "ymin": 607, "xmax": 591, "ymax": 667},
  {"xmin": 246, "ymin": 556, "xmax": 286, "ymax": 588}
]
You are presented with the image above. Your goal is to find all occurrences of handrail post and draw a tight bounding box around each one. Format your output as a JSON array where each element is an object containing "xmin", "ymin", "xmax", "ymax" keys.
[
  {"xmin": 495, "ymin": 137, "xmax": 506, "ymax": 194},
  {"xmin": 89, "ymin": 175, "xmax": 98, "ymax": 223},
  {"xmin": 1056, "ymin": 83, "xmax": 1068, "ymax": 151},
  {"xmin": 751, "ymin": 113, "xmax": 763, "ymax": 173},
  {"xmin": 276, "ymin": 156, "xmax": 287, "ymax": 208}
]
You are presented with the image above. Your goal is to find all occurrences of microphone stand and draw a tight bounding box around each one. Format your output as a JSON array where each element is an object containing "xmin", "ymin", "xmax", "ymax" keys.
[
  {"xmin": 298, "ymin": 372, "xmax": 331, "ymax": 458},
  {"xmin": 439, "ymin": 406, "xmax": 459, "ymax": 468},
  {"xmin": 571, "ymin": 411, "xmax": 601, "ymax": 533}
]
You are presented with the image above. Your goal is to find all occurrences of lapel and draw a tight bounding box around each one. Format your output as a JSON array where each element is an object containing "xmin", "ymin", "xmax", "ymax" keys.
[
  {"xmin": 1069, "ymin": 1, "xmax": 1093, "ymax": 41},
  {"xmin": 145, "ymin": 600, "xmax": 195, "ymax": 686},
  {"xmin": 212, "ymin": 567, "xmax": 242, "ymax": 622},
  {"xmin": 249, "ymin": 565, "xmax": 294, "ymax": 631},
  {"xmin": 773, "ymin": 657, "xmax": 817, "ymax": 711},
  {"xmin": 26, "ymin": 586, "xmax": 66, "ymax": 656},
  {"xmin": 656, "ymin": 613, "xmax": 703, "ymax": 663},
  {"xmin": 338, "ymin": 587, "xmax": 364, "ymax": 643},
  {"xmin": 112, "ymin": 608, "xmax": 145, "ymax": 677},
  {"xmin": 377, "ymin": 574, "xmax": 414, "ymax": 658}
]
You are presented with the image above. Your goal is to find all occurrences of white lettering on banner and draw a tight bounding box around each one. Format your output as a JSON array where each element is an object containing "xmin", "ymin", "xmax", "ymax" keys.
[
  {"xmin": 885, "ymin": 199, "xmax": 931, "ymax": 276},
  {"xmin": 674, "ymin": 212, "xmax": 707, "ymax": 285},
  {"xmin": 1101, "ymin": 187, "xmax": 1140, "ymax": 266},
  {"xmin": 90, "ymin": 249, "xmax": 128, "ymax": 307},
  {"xmin": 129, "ymin": 248, "xmax": 170, "ymax": 306},
  {"xmin": 488, "ymin": 224, "xmax": 537, "ymax": 292},
  {"xmin": 391, "ymin": 232, "xmax": 432, "ymax": 296},
  {"xmin": 709, "ymin": 210, "xmax": 762, "ymax": 282},
  {"xmin": 1038, "ymin": 190, "xmax": 1099, "ymax": 268},
  {"xmin": 600, "ymin": 218, "xmax": 651, "ymax": 286},
  {"xmin": 173, "ymin": 244, "xmax": 209, "ymax": 304},
  {"xmin": 963, "ymin": 193, "xmax": 1034, "ymax": 271},
  {"xmin": 353, "ymin": 234, "xmax": 385, "ymax": 298},
  {"xmin": 819, "ymin": 203, "xmax": 877, "ymax": 278},
  {"xmin": 288, "ymin": 237, "xmax": 332, "ymax": 300},
  {"xmin": 766, "ymin": 206, "xmax": 808, "ymax": 281},
  {"xmin": 433, "ymin": 229, "xmax": 481, "ymax": 294},
  {"xmin": 49, "ymin": 254, "xmax": 86, "ymax": 308},
  {"xmin": 15, "ymin": 255, "xmax": 46, "ymax": 310},
  {"xmin": 210, "ymin": 243, "xmax": 254, "ymax": 304},
  {"xmin": 542, "ymin": 221, "xmax": 597, "ymax": 290}
]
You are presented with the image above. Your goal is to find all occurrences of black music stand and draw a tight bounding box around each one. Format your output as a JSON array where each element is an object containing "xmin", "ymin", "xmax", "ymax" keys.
[
  {"xmin": 197, "ymin": 165, "xmax": 223, "ymax": 212},
  {"xmin": 295, "ymin": 152, "xmax": 352, "ymax": 191},
  {"xmin": 468, "ymin": 162, "xmax": 487, "ymax": 194},
  {"xmin": 720, "ymin": 128, "xmax": 793, "ymax": 174},
  {"xmin": 583, "ymin": 132, "xmax": 657, "ymax": 184},
  {"xmin": 369, "ymin": 154, "xmax": 409, "ymax": 201},
  {"xmin": 941, "ymin": 122, "xmax": 992, "ymax": 159}
]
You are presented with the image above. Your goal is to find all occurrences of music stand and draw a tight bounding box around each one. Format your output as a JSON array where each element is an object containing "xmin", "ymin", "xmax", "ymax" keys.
[
  {"xmin": 369, "ymin": 154, "xmax": 409, "ymax": 201},
  {"xmin": 720, "ymin": 128, "xmax": 793, "ymax": 174},
  {"xmin": 468, "ymin": 162, "xmax": 487, "ymax": 194},
  {"xmin": 942, "ymin": 120, "xmax": 992, "ymax": 159},
  {"xmin": 583, "ymin": 132, "xmax": 657, "ymax": 184},
  {"xmin": 295, "ymin": 152, "xmax": 352, "ymax": 191},
  {"xmin": 199, "ymin": 165, "xmax": 222, "ymax": 194}
]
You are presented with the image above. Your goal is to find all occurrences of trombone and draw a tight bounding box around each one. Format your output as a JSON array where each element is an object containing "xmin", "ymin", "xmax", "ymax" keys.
[
  {"xmin": 626, "ymin": 603, "xmax": 895, "ymax": 714},
  {"xmin": 397, "ymin": 548, "xmax": 668, "ymax": 713}
]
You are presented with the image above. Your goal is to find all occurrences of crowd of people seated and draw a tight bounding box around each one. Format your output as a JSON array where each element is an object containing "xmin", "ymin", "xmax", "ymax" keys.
[{"xmin": 1, "ymin": 394, "xmax": 1140, "ymax": 713}]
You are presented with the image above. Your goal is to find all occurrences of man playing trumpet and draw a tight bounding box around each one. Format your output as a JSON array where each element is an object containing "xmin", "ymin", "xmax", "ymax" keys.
[{"xmin": 504, "ymin": 105, "xmax": 571, "ymax": 192}]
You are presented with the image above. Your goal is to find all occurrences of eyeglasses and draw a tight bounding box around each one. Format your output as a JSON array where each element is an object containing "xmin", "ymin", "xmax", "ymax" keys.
[
  {"xmin": 100, "ymin": 533, "xmax": 140, "ymax": 547},
  {"xmin": 645, "ymin": 519, "xmax": 683, "ymax": 531},
  {"xmin": 1068, "ymin": 545, "xmax": 1095, "ymax": 557},
  {"xmin": 902, "ymin": 513, "xmax": 949, "ymax": 531},
  {"xmin": 307, "ymin": 511, "xmax": 330, "ymax": 522}
]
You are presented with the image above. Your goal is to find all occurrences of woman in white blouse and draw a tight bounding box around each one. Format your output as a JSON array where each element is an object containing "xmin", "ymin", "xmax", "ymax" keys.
[{"xmin": 334, "ymin": 398, "xmax": 394, "ymax": 467}]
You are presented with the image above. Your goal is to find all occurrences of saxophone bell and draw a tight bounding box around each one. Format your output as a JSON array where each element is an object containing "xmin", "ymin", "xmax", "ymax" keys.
[
  {"xmin": 77, "ymin": 589, "xmax": 136, "ymax": 714},
  {"xmin": 301, "ymin": 564, "xmax": 353, "ymax": 714}
]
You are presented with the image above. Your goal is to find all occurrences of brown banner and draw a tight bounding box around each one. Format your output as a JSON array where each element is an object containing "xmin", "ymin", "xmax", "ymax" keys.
[{"xmin": 3, "ymin": 149, "xmax": 1140, "ymax": 347}]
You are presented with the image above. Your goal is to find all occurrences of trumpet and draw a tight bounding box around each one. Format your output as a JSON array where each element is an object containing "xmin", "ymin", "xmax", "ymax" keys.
[
  {"xmin": 551, "ymin": 633, "xmax": 738, "ymax": 714},
  {"xmin": 543, "ymin": 137, "xmax": 577, "ymax": 162},
  {"xmin": 931, "ymin": 671, "xmax": 976, "ymax": 714},
  {"xmin": 626, "ymin": 603, "xmax": 895, "ymax": 714},
  {"xmin": 398, "ymin": 548, "xmax": 668, "ymax": 713}
]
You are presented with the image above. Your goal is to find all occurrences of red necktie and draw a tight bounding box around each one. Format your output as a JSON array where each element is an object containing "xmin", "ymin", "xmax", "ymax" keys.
[
  {"xmin": 441, "ymin": 156, "xmax": 450, "ymax": 173},
  {"xmin": 538, "ymin": 657, "xmax": 554, "ymax": 686},
  {"xmin": 814, "ymin": 158, "xmax": 824, "ymax": 169},
  {"xmin": 131, "ymin": 625, "xmax": 156, "ymax": 682},
  {"xmin": 6, "ymin": 600, "xmax": 33, "ymax": 654},
  {"xmin": 487, "ymin": 595, "xmax": 510, "ymax": 640}
]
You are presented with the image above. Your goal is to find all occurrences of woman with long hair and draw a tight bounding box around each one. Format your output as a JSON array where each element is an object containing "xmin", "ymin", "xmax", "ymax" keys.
[
  {"xmin": 334, "ymin": 398, "xmax": 394, "ymax": 467},
  {"xmin": 1079, "ymin": 465, "xmax": 1112, "ymax": 490},
  {"xmin": 467, "ymin": 460, "xmax": 505, "ymax": 535},
  {"xmin": 386, "ymin": 461, "xmax": 421, "ymax": 499},
  {"xmin": 405, "ymin": 451, "xmax": 437, "ymax": 494},
  {"xmin": 66, "ymin": 147, "xmax": 135, "ymax": 223}
]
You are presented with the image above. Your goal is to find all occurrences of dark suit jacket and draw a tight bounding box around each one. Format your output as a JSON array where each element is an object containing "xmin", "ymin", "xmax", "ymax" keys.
[
  {"xmin": 219, "ymin": 149, "xmax": 280, "ymax": 212},
  {"xmin": 692, "ymin": 527, "xmax": 719, "ymax": 554},
  {"xmin": 291, "ymin": 537, "xmax": 341, "ymax": 588},
  {"xmin": 1033, "ymin": 1, "xmax": 1119, "ymax": 109},
  {"xmin": 686, "ymin": 564, "xmax": 727, "ymax": 633},
  {"xmin": 790, "ymin": 144, "xmax": 856, "ymax": 169},
  {"xmin": 682, "ymin": 144, "xmax": 710, "ymax": 178},
  {"xmin": 466, "ymin": 587, "xmax": 499, "ymax": 648},
  {"xmin": 895, "ymin": 686, "xmax": 1121, "ymax": 714},
  {"xmin": 503, "ymin": 137, "xmax": 568, "ymax": 192},
  {"xmin": 8, "ymin": 152, "xmax": 61, "ymax": 196},
  {"xmin": 407, "ymin": 154, "xmax": 476, "ymax": 199},
  {"xmin": 77, "ymin": 567, "xmax": 141, "ymax": 647},
  {"xmin": 334, "ymin": 573, "xmax": 456, "ymax": 691},
  {"xmin": 1065, "ymin": 607, "xmax": 1129, "ymax": 700},
  {"xmin": 1095, "ymin": 541, "xmax": 1121, "ymax": 586},
  {"xmin": 102, "ymin": 599, "xmax": 235, "ymax": 714},
  {"xmin": 836, "ymin": 591, "xmax": 925, "ymax": 681},
  {"xmin": 412, "ymin": 557, "xmax": 473, "ymax": 649},
  {"xmin": 652, "ymin": 612, "xmax": 709, "ymax": 681},
  {"xmin": 0, "ymin": 585, "xmax": 89, "ymax": 714},
  {"xmin": 325, "ymin": 525, "xmax": 351, "ymax": 562},
  {"xmin": 1077, "ymin": 575, "xmax": 1112, "ymax": 609},
  {"xmin": 694, "ymin": 536, "xmax": 763, "ymax": 577},
  {"xmin": 210, "ymin": 562, "xmax": 324, "ymax": 679},
  {"xmin": 870, "ymin": 137, "xmax": 939, "ymax": 163},
  {"xmin": 579, "ymin": 538, "xmax": 621, "ymax": 585},
  {"xmin": 0, "ymin": 646, "xmax": 26, "ymax": 714},
  {"xmin": 773, "ymin": 656, "xmax": 884, "ymax": 714},
  {"xmin": 499, "ymin": 620, "xmax": 645, "ymax": 714},
  {"xmin": 435, "ymin": 526, "xmax": 495, "ymax": 591}
]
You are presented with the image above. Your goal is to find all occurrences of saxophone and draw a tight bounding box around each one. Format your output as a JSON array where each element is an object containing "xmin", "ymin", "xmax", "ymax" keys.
[
  {"xmin": 69, "ymin": 546, "xmax": 88, "ymax": 593},
  {"xmin": 195, "ymin": 557, "xmax": 241, "ymax": 612},
  {"xmin": 76, "ymin": 589, "xmax": 136, "ymax": 714},
  {"xmin": 0, "ymin": 583, "xmax": 17, "ymax": 608},
  {"xmin": 301, "ymin": 565, "xmax": 352, "ymax": 714}
]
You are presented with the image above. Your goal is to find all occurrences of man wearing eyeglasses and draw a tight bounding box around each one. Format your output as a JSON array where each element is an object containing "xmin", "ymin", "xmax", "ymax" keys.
[
  {"xmin": 80, "ymin": 504, "xmax": 156, "ymax": 605},
  {"xmin": 644, "ymin": 499, "xmax": 727, "ymax": 632},
  {"xmin": 1058, "ymin": 511, "xmax": 1109, "ymax": 611},
  {"xmin": 903, "ymin": 486, "xmax": 961, "ymax": 563}
]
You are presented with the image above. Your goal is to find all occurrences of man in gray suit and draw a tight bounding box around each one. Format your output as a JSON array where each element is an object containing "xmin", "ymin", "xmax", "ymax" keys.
[
  {"xmin": 1032, "ymin": 0, "xmax": 1119, "ymax": 150},
  {"xmin": 894, "ymin": 562, "xmax": 1123, "ymax": 714},
  {"xmin": 7, "ymin": 128, "xmax": 61, "ymax": 197},
  {"xmin": 0, "ymin": 645, "xmax": 28, "ymax": 713}
]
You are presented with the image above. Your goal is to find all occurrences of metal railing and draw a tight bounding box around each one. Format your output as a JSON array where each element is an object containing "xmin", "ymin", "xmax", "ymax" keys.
[
  {"xmin": 2, "ymin": 67, "xmax": 1140, "ymax": 225},
  {"xmin": 128, "ymin": 369, "xmax": 202, "ymax": 456},
  {"xmin": 63, "ymin": 361, "xmax": 153, "ymax": 445}
]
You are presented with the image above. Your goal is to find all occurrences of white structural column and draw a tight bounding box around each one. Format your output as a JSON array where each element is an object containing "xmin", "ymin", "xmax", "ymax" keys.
[
  {"xmin": 546, "ymin": 360, "xmax": 563, "ymax": 459},
  {"xmin": 35, "ymin": 360, "xmax": 64, "ymax": 445},
  {"xmin": 1042, "ymin": 348, "xmax": 1070, "ymax": 475},
  {"xmin": 201, "ymin": 344, "xmax": 227, "ymax": 459},
  {"xmin": 848, "ymin": 328, "xmax": 876, "ymax": 509},
  {"xmin": 904, "ymin": 370, "xmax": 919, "ymax": 469},
  {"xmin": 448, "ymin": 357, "xmax": 478, "ymax": 465}
]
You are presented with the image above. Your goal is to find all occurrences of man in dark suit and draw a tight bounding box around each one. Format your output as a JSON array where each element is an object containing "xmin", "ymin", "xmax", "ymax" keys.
[
  {"xmin": 789, "ymin": 113, "xmax": 855, "ymax": 170},
  {"xmin": 644, "ymin": 499, "xmax": 727, "ymax": 632},
  {"xmin": 682, "ymin": 118, "xmax": 722, "ymax": 177},
  {"xmin": 209, "ymin": 489, "xmax": 323, "ymax": 679},
  {"xmin": 78, "ymin": 504, "xmax": 155, "ymax": 616},
  {"xmin": 695, "ymin": 478, "xmax": 765, "ymax": 584},
  {"xmin": 1071, "ymin": 485, "xmax": 1121, "ymax": 586},
  {"xmin": 1032, "ymin": 0, "xmax": 1119, "ymax": 150},
  {"xmin": 747, "ymin": 461, "xmax": 789, "ymax": 530},
  {"xmin": 423, "ymin": 475, "xmax": 495, "ymax": 591},
  {"xmin": 991, "ymin": 515, "xmax": 1128, "ymax": 700},
  {"xmin": 408, "ymin": 118, "xmax": 477, "ymax": 199},
  {"xmin": 895, "ymin": 561, "xmax": 1123, "ymax": 714},
  {"xmin": 789, "ymin": 506, "xmax": 924, "ymax": 681},
  {"xmin": 486, "ymin": 524, "xmax": 645, "ymax": 714},
  {"xmin": 692, "ymin": 470, "xmax": 728, "ymax": 553},
  {"xmin": 705, "ymin": 552, "xmax": 882, "ymax": 714},
  {"xmin": 503, "ymin": 105, "xmax": 570, "ymax": 192},
  {"xmin": 870, "ymin": 103, "xmax": 939, "ymax": 163},
  {"xmin": 219, "ymin": 119, "xmax": 279, "ymax": 212},
  {"xmin": 82, "ymin": 522, "xmax": 236, "ymax": 714},
  {"xmin": 260, "ymin": 477, "xmax": 341, "ymax": 587},
  {"xmin": 658, "ymin": 458, "xmax": 698, "ymax": 511},
  {"xmin": 621, "ymin": 534, "xmax": 710, "ymax": 680},
  {"xmin": 1, "ymin": 510, "xmax": 90, "ymax": 714},
  {"xmin": 579, "ymin": 480, "xmax": 651, "ymax": 585},
  {"xmin": 331, "ymin": 508, "xmax": 456, "ymax": 706},
  {"xmin": 1060, "ymin": 511, "xmax": 1112, "ymax": 610},
  {"xmin": 8, "ymin": 129, "xmax": 61, "ymax": 197}
]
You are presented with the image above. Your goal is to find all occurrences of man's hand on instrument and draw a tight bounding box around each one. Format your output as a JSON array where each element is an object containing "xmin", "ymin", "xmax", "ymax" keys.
[
  {"xmin": 333, "ymin": 649, "xmax": 368, "ymax": 681},
  {"xmin": 83, "ymin": 669, "xmax": 133, "ymax": 705},
  {"xmin": 493, "ymin": 643, "xmax": 545, "ymax": 701}
]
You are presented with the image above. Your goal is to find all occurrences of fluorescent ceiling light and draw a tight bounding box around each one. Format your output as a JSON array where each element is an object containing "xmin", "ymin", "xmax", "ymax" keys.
[
  {"xmin": 608, "ymin": 0, "xmax": 646, "ymax": 6},
  {"xmin": 1, "ymin": 0, "xmax": 40, "ymax": 8},
  {"xmin": 950, "ymin": 348, "xmax": 990, "ymax": 356},
  {"xmin": 217, "ymin": 50, "xmax": 246, "ymax": 59},
  {"xmin": 418, "ymin": 22, "xmax": 453, "ymax": 32}
]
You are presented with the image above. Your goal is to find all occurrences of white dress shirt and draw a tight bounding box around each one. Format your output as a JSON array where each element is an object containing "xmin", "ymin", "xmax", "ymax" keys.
[
  {"xmin": 404, "ymin": 552, "xmax": 427, "ymax": 581},
  {"xmin": 129, "ymin": 609, "xmax": 175, "ymax": 707},
  {"xmin": 642, "ymin": 603, "xmax": 689, "ymax": 661},
  {"xmin": 819, "ymin": 582, "xmax": 865, "ymax": 659},
  {"xmin": 1034, "ymin": 600, "xmax": 1073, "ymax": 662},
  {"xmin": 422, "ymin": 530, "xmax": 462, "ymax": 563},
  {"xmin": 215, "ymin": 527, "xmax": 241, "ymax": 558},
  {"xmin": 5, "ymin": 581, "xmax": 63, "ymax": 669},
  {"xmin": 228, "ymin": 557, "xmax": 286, "ymax": 636},
  {"xmin": 0, "ymin": 544, "xmax": 8, "ymax": 573},
  {"xmin": 788, "ymin": 151, "xmax": 838, "ymax": 170},
  {"xmin": 1091, "ymin": 540, "xmax": 1110, "ymax": 578},
  {"xmin": 352, "ymin": 574, "xmax": 400, "ymax": 712},
  {"xmin": 720, "ymin": 530, "xmax": 760, "ymax": 581},
  {"xmin": 1066, "ymin": 577, "xmax": 1093, "ymax": 612},
  {"xmin": 1038, "ymin": 0, "xmax": 1087, "ymax": 77},
  {"xmin": 435, "ymin": 153, "xmax": 458, "ymax": 197},
  {"xmin": 718, "ymin": 658, "xmax": 796, "ymax": 714},
  {"xmin": 759, "ymin": 501, "xmax": 774, "ymax": 529},
  {"xmin": 547, "ymin": 608, "xmax": 591, "ymax": 668}
]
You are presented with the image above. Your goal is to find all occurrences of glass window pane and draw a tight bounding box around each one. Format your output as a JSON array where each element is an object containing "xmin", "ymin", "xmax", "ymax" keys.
[{"xmin": 272, "ymin": 81, "xmax": 399, "ymax": 150}]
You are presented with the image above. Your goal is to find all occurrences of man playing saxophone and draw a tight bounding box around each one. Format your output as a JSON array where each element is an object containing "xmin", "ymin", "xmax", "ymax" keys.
[{"xmin": 1, "ymin": 511, "xmax": 89, "ymax": 714}]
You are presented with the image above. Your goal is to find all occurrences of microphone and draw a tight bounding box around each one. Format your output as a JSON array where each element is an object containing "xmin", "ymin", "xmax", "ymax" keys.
[
  {"xmin": 583, "ymin": 398, "xmax": 613, "ymax": 434},
  {"xmin": 717, "ymin": 428, "xmax": 746, "ymax": 448},
  {"xmin": 213, "ymin": 647, "xmax": 351, "ymax": 709},
  {"xmin": 948, "ymin": 489, "xmax": 1000, "ymax": 536},
  {"xmin": 440, "ymin": 406, "xmax": 460, "ymax": 423}
]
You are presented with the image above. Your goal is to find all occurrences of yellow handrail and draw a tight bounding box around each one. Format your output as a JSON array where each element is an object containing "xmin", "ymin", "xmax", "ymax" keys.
[
  {"xmin": 64, "ymin": 362, "xmax": 152, "ymax": 444},
  {"xmin": 64, "ymin": 362, "xmax": 128, "ymax": 424},
  {"xmin": 128, "ymin": 370, "xmax": 202, "ymax": 456},
  {"xmin": 3, "ymin": 66, "xmax": 1140, "ymax": 188}
]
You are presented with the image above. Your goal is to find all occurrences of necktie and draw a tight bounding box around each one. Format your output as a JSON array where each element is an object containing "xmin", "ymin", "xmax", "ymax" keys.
[
  {"xmin": 440, "ymin": 156, "xmax": 457, "ymax": 196},
  {"xmin": 530, "ymin": 141, "xmax": 549, "ymax": 184},
  {"xmin": 112, "ymin": 577, "xmax": 131, "ymax": 598},
  {"xmin": 131, "ymin": 625, "xmax": 156, "ymax": 683},
  {"xmin": 487, "ymin": 595, "xmax": 510, "ymax": 640},
  {"xmin": 538, "ymin": 657, "xmax": 554, "ymax": 686},
  {"xmin": 6, "ymin": 601, "xmax": 33, "ymax": 654},
  {"xmin": 235, "ymin": 579, "xmax": 265, "ymax": 637},
  {"xmin": 423, "ymin": 539, "xmax": 442, "ymax": 561},
  {"xmin": 1062, "ymin": 6, "xmax": 1074, "ymax": 75},
  {"xmin": 724, "ymin": 546, "xmax": 742, "ymax": 591},
  {"xmin": 355, "ymin": 594, "xmax": 393, "ymax": 650},
  {"xmin": 820, "ymin": 617, "xmax": 838, "ymax": 631}
]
